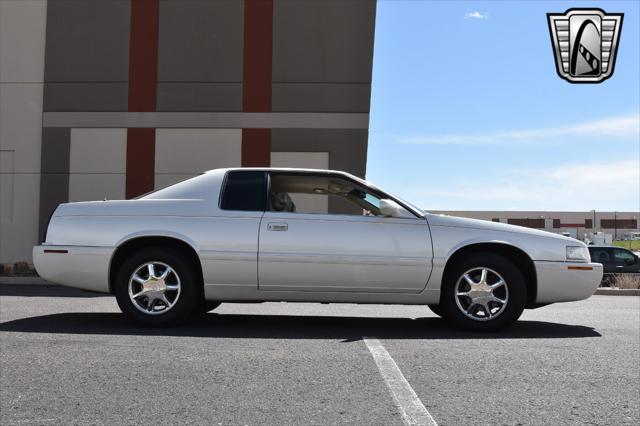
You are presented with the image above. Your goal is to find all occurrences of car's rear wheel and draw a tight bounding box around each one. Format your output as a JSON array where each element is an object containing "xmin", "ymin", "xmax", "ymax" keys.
[
  {"xmin": 115, "ymin": 247, "xmax": 201, "ymax": 326},
  {"xmin": 441, "ymin": 253, "xmax": 527, "ymax": 331}
]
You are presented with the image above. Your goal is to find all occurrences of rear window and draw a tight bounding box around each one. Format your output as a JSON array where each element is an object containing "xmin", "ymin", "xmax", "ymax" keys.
[{"xmin": 220, "ymin": 171, "xmax": 267, "ymax": 211}]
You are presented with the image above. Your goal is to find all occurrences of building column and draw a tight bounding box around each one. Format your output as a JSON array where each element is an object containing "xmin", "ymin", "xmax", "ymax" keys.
[
  {"xmin": 126, "ymin": 0, "xmax": 159, "ymax": 198},
  {"xmin": 241, "ymin": 0, "xmax": 273, "ymax": 167}
]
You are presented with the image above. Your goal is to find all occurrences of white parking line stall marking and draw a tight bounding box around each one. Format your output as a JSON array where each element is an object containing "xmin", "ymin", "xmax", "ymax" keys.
[{"xmin": 363, "ymin": 337, "xmax": 438, "ymax": 426}]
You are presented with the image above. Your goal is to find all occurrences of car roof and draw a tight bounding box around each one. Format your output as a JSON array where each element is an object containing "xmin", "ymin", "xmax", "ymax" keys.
[
  {"xmin": 205, "ymin": 167, "xmax": 370, "ymax": 190},
  {"xmin": 588, "ymin": 245, "xmax": 627, "ymax": 249},
  {"xmin": 205, "ymin": 167, "xmax": 355, "ymax": 176}
]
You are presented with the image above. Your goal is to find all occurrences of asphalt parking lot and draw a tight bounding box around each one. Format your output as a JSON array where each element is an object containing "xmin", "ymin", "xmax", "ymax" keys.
[{"xmin": 1, "ymin": 284, "xmax": 638, "ymax": 425}]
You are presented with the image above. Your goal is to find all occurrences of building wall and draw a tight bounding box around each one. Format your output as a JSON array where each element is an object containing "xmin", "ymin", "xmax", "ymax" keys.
[
  {"xmin": 0, "ymin": 0, "xmax": 48, "ymax": 263},
  {"xmin": 0, "ymin": 0, "xmax": 376, "ymax": 264}
]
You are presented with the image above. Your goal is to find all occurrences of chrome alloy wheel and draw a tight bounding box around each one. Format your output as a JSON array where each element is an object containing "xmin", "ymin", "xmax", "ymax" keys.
[
  {"xmin": 128, "ymin": 261, "xmax": 181, "ymax": 315},
  {"xmin": 454, "ymin": 267, "xmax": 509, "ymax": 322}
]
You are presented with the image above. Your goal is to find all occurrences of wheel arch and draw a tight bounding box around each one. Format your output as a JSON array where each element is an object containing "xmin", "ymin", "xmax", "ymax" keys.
[
  {"xmin": 109, "ymin": 235, "xmax": 204, "ymax": 294},
  {"xmin": 442, "ymin": 242, "xmax": 538, "ymax": 308}
]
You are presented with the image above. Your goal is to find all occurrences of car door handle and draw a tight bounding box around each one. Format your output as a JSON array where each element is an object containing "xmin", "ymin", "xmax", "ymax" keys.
[{"xmin": 267, "ymin": 222, "xmax": 288, "ymax": 232}]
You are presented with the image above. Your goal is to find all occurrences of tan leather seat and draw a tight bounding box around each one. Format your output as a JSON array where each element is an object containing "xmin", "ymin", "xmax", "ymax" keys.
[{"xmin": 271, "ymin": 192, "xmax": 296, "ymax": 212}]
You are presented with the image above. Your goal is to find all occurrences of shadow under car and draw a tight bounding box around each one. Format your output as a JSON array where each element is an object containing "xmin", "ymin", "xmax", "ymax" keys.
[{"xmin": 0, "ymin": 312, "xmax": 601, "ymax": 340}]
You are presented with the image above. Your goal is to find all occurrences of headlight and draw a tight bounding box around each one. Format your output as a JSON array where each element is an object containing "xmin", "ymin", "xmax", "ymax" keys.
[{"xmin": 566, "ymin": 246, "xmax": 590, "ymax": 262}]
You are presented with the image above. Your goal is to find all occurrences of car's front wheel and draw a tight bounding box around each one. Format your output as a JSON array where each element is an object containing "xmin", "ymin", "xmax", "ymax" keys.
[
  {"xmin": 441, "ymin": 253, "xmax": 527, "ymax": 331},
  {"xmin": 114, "ymin": 247, "xmax": 201, "ymax": 326}
]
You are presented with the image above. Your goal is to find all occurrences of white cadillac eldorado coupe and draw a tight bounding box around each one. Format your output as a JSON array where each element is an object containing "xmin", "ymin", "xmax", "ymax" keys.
[{"xmin": 34, "ymin": 168, "xmax": 602, "ymax": 330}]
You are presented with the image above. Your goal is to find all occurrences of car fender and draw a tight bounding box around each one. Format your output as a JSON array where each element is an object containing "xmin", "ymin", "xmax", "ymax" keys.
[
  {"xmin": 443, "ymin": 237, "xmax": 534, "ymax": 265},
  {"xmin": 113, "ymin": 230, "xmax": 201, "ymax": 253},
  {"xmin": 425, "ymin": 233, "xmax": 535, "ymax": 293}
]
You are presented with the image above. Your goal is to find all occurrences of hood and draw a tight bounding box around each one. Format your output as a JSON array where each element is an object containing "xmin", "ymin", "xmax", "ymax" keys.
[{"xmin": 425, "ymin": 213, "xmax": 582, "ymax": 244}]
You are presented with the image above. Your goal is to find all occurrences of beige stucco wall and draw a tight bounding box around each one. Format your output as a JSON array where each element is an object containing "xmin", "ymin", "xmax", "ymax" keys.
[
  {"xmin": 154, "ymin": 128, "xmax": 242, "ymax": 189},
  {"xmin": 68, "ymin": 128, "xmax": 127, "ymax": 202},
  {"xmin": 0, "ymin": 0, "xmax": 47, "ymax": 263}
]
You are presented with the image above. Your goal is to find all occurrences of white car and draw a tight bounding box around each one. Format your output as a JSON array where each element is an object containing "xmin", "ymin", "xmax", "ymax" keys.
[{"xmin": 33, "ymin": 168, "xmax": 602, "ymax": 331}]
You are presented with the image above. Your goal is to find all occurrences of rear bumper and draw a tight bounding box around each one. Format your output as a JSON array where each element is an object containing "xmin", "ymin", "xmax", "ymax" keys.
[
  {"xmin": 32, "ymin": 245, "xmax": 113, "ymax": 293},
  {"xmin": 535, "ymin": 261, "xmax": 603, "ymax": 303}
]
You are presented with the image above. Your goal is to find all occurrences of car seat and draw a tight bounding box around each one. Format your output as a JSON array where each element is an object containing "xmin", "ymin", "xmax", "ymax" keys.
[{"xmin": 271, "ymin": 192, "xmax": 296, "ymax": 212}]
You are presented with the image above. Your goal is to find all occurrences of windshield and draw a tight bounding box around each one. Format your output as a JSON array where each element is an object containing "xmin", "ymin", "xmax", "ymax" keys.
[{"xmin": 348, "ymin": 175, "xmax": 425, "ymax": 218}]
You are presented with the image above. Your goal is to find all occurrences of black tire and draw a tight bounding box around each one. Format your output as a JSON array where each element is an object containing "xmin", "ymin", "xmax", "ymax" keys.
[
  {"xmin": 600, "ymin": 274, "xmax": 613, "ymax": 287},
  {"xmin": 427, "ymin": 304, "xmax": 447, "ymax": 319},
  {"xmin": 114, "ymin": 247, "xmax": 202, "ymax": 326},
  {"xmin": 441, "ymin": 253, "xmax": 527, "ymax": 332},
  {"xmin": 203, "ymin": 301, "xmax": 222, "ymax": 313}
]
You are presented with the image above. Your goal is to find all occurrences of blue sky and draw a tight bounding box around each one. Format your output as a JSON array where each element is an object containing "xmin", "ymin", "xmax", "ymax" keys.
[{"xmin": 367, "ymin": 0, "xmax": 640, "ymax": 211}]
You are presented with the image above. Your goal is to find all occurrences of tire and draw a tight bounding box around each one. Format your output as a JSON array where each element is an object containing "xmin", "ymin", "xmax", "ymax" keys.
[
  {"xmin": 427, "ymin": 304, "xmax": 447, "ymax": 319},
  {"xmin": 114, "ymin": 247, "xmax": 201, "ymax": 326},
  {"xmin": 203, "ymin": 301, "xmax": 222, "ymax": 313},
  {"xmin": 441, "ymin": 253, "xmax": 527, "ymax": 332}
]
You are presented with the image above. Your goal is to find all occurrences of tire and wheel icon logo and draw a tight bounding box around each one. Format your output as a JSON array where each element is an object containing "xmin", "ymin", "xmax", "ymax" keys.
[{"xmin": 547, "ymin": 9, "xmax": 623, "ymax": 83}]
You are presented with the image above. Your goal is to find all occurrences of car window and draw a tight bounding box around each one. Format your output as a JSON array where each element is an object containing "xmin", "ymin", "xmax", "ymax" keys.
[
  {"xmin": 364, "ymin": 192, "xmax": 381, "ymax": 209},
  {"xmin": 220, "ymin": 171, "xmax": 267, "ymax": 211},
  {"xmin": 589, "ymin": 248, "xmax": 610, "ymax": 263},
  {"xmin": 268, "ymin": 173, "xmax": 392, "ymax": 217},
  {"xmin": 612, "ymin": 248, "xmax": 635, "ymax": 264}
]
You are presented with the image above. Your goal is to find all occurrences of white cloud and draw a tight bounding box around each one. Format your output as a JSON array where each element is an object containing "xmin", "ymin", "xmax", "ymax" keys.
[
  {"xmin": 408, "ymin": 160, "xmax": 640, "ymax": 211},
  {"xmin": 465, "ymin": 11, "xmax": 488, "ymax": 20},
  {"xmin": 397, "ymin": 113, "xmax": 640, "ymax": 145}
]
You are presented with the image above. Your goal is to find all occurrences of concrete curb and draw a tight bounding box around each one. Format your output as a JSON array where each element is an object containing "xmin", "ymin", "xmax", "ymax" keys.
[{"xmin": 594, "ymin": 288, "xmax": 640, "ymax": 296}]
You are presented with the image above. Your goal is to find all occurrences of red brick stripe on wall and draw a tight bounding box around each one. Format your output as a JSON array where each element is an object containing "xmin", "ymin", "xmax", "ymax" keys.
[
  {"xmin": 242, "ymin": 0, "xmax": 273, "ymax": 167},
  {"xmin": 242, "ymin": 129, "xmax": 271, "ymax": 167},
  {"xmin": 126, "ymin": 0, "xmax": 160, "ymax": 198},
  {"xmin": 126, "ymin": 128, "xmax": 156, "ymax": 198}
]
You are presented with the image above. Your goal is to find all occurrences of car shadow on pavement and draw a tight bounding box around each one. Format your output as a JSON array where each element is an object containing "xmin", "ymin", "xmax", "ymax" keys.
[
  {"xmin": 0, "ymin": 312, "xmax": 601, "ymax": 340},
  {"xmin": 0, "ymin": 284, "xmax": 108, "ymax": 298}
]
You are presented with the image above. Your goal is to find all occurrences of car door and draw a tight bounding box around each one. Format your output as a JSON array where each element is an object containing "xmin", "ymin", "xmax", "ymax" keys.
[
  {"xmin": 590, "ymin": 247, "xmax": 614, "ymax": 273},
  {"xmin": 257, "ymin": 173, "xmax": 433, "ymax": 293},
  {"xmin": 611, "ymin": 248, "xmax": 639, "ymax": 273},
  {"xmin": 202, "ymin": 170, "xmax": 266, "ymax": 287}
]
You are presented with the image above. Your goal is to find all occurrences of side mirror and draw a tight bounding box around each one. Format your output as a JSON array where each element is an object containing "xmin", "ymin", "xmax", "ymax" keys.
[
  {"xmin": 625, "ymin": 257, "xmax": 636, "ymax": 265},
  {"xmin": 379, "ymin": 199, "xmax": 413, "ymax": 218}
]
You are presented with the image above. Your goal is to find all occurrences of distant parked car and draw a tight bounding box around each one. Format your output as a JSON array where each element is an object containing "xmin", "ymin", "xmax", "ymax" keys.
[
  {"xmin": 588, "ymin": 246, "xmax": 640, "ymax": 284},
  {"xmin": 626, "ymin": 232, "xmax": 640, "ymax": 241}
]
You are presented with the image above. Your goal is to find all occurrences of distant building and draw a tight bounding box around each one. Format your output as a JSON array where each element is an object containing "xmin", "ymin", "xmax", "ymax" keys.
[
  {"xmin": 430, "ymin": 211, "xmax": 639, "ymax": 241},
  {"xmin": 0, "ymin": 0, "xmax": 376, "ymax": 264}
]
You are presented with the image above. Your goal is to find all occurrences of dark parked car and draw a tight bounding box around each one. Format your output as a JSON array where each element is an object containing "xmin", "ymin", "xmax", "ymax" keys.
[{"xmin": 588, "ymin": 245, "xmax": 640, "ymax": 285}]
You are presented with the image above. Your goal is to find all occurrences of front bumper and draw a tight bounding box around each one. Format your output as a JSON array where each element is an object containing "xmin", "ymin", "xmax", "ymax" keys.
[
  {"xmin": 33, "ymin": 245, "xmax": 114, "ymax": 293},
  {"xmin": 535, "ymin": 261, "xmax": 603, "ymax": 303}
]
